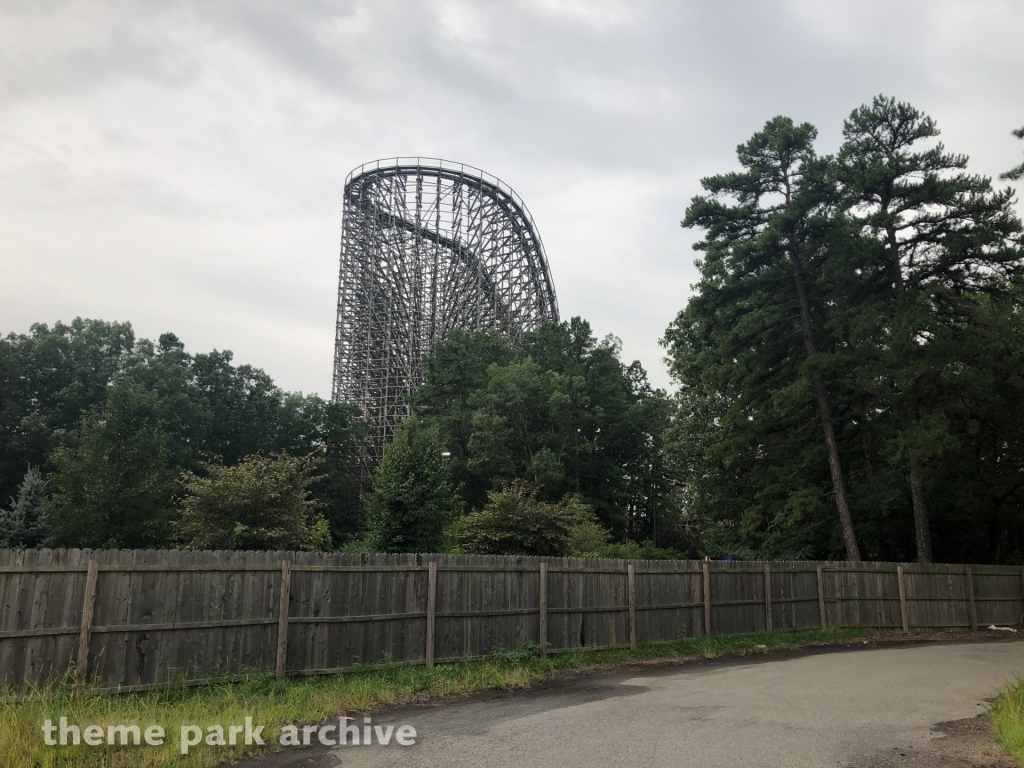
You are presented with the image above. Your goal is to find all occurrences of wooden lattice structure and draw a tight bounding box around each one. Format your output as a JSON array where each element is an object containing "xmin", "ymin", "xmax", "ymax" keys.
[{"xmin": 331, "ymin": 158, "xmax": 559, "ymax": 483}]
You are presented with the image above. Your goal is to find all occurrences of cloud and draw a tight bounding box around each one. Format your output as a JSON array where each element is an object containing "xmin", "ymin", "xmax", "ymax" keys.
[{"xmin": 1, "ymin": 0, "xmax": 1022, "ymax": 395}]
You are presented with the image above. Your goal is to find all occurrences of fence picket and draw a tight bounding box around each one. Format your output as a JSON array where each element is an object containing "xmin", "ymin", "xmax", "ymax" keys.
[{"xmin": 0, "ymin": 549, "xmax": 1019, "ymax": 692}]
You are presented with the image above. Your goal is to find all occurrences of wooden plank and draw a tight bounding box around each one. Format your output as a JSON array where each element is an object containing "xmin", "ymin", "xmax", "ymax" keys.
[
  {"xmin": 966, "ymin": 568, "xmax": 978, "ymax": 631},
  {"xmin": 627, "ymin": 564, "xmax": 636, "ymax": 651},
  {"xmin": 816, "ymin": 566, "xmax": 826, "ymax": 628},
  {"xmin": 3, "ymin": 550, "xmax": 1024, "ymax": 692},
  {"xmin": 425, "ymin": 561, "xmax": 437, "ymax": 667},
  {"xmin": 75, "ymin": 558, "xmax": 99, "ymax": 685},
  {"xmin": 539, "ymin": 562, "xmax": 547, "ymax": 657},
  {"xmin": 897, "ymin": 565, "xmax": 909, "ymax": 633},
  {"xmin": 275, "ymin": 560, "xmax": 291, "ymax": 680},
  {"xmin": 702, "ymin": 561, "xmax": 711, "ymax": 636},
  {"xmin": 156, "ymin": 549, "xmax": 179, "ymax": 686}
]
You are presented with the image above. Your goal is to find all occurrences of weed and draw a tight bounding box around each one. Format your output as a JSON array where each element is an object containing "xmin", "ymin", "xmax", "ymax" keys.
[
  {"xmin": 991, "ymin": 676, "xmax": 1024, "ymax": 761},
  {"xmin": 0, "ymin": 627, "xmax": 884, "ymax": 768}
]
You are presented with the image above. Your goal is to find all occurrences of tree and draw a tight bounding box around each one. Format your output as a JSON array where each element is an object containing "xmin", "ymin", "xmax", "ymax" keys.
[
  {"xmin": 837, "ymin": 95, "xmax": 1023, "ymax": 562},
  {"xmin": 275, "ymin": 393, "xmax": 363, "ymax": 545},
  {"xmin": 416, "ymin": 318, "xmax": 673, "ymax": 542},
  {"xmin": 458, "ymin": 481, "xmax": 601, "ymax": 556},
  {"xmin": 664, "ymin": 98, "xmax": 1024, "ymax": 565},
  {"xmin": 0, "ymin": 465, "xmax": 52, "ymax": 548},
  {"xmin": 1003, "ymin": 127, "xmax": 1024, "ymax": 181},
  {"xmin": 48, "ymin": 380, "xmax": 179, "ymax": 548},
  {"xmin": 666, "ymin": 116, "xmax": 863, "ymax": 560},
  {"xmin": 175, "ymin": 451, "xmax": 330, "ymax": 551},
  {"xmin": 1, "ymin": 318, "xmax": 364, "ymax": 550},
  {"xmin": 412, "ymin": 329, "xmax": 513, "ymax": 509},
  {"xmin": 0, "ymin": 319, "xmax": 136, "ymax": 510},
  {"xmin": 364, "ymin": 419, "xmax": 460, "ymax": 553}
]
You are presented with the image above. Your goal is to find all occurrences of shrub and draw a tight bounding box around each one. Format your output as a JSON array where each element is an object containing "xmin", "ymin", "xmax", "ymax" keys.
[
  {"xmin": 460, "ymin": 481, "xmax": 605, "ymax": 556},
  {"xmin": 174, "ymin": 452, "xmax": 330, "ymax": 551}
]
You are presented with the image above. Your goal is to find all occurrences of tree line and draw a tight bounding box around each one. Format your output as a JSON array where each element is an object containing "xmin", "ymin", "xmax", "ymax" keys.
[
  {"xmin": 360, "ymin": 321, "xmax": 678, "ymax": 558},
  {"xmin": 0, "ymin": 319, "xmax": 362, "ymax": 550},
  {"xmin": 663, "ymin": 96, "xmax": 1024, "ymax": 564},
  {"xmin": 2, "ymin": 95, "xmax": 1023, "ymax": 564}
]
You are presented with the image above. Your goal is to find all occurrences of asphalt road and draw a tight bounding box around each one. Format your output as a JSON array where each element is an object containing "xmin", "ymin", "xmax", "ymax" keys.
[{"xmin": 251, "ymin": 640, "xmax": 1024, "ymax": 768}]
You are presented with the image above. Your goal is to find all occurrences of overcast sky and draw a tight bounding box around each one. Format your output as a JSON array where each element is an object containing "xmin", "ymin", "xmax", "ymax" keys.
[{"xmin": 2, "ymin": 0, "xmax": 1022, "ymax": 395}]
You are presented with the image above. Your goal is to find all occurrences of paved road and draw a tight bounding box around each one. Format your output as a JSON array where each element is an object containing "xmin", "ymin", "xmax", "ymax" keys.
[{"xmin": 255, "ymin": 640, "xmax": 1024, "ymax": 768}]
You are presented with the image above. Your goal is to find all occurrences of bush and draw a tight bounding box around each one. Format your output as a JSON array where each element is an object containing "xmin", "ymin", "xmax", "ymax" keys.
[
  {"xmin": 459, "ymin": 481, "xmax": 606, "ymax": 556},
  {"xmin": 174, "ymin": 452, "xmax": 330, "ymax": 551},
  {"xmin": 579, "ymin": 541, "xmax": 684, "ymax": 560}
]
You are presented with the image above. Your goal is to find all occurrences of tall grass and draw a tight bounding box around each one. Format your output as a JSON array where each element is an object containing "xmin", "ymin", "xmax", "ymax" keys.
[
  {"xmin": 992, "ymin": 676, "xmax": 1024, "ymax": 762},
  {"xmin": 0, "ymin": 627, "xmax": 878, "ymax": 768}
]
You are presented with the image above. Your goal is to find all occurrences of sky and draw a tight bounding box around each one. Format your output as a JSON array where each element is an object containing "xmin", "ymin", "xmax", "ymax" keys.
[{"xmin": 2, "ymin": 0, "xmax": 1023, "ymax": 395}]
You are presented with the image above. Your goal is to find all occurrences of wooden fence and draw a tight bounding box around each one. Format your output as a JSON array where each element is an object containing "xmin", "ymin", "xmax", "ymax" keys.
[{"xmin": 1, "ymin": 549, "xmax": 1022, "ymax": 693}]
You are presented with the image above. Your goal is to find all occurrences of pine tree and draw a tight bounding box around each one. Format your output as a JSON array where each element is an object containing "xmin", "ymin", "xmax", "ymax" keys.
[
  {"xmin": 0, "ymin": 465, "xmax": 51, "ymax": 548},
  {"xmin": 666, "ymin": 116, "xmax": 862, "ymax": 560},
  {"xmin": 1002, "ymin": 127, "xmax": 1024, "ymax": 181},
  {"xmin": 837, "ymin": 96, "xmax": 1023, "ymax": 562}
]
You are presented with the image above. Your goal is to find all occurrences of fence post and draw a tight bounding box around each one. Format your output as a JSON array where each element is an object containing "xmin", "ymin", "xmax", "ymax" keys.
[
  {"xmin": 275, "ymin": 560, "xmax": 291, "ymax": 680},
  {"xmin": 702, "ymin": 561, "xmax": 711, "ymax": 636},
  {"xmin": 763, "ymin": 564, "xmax": 772, "ymax": 632},
  {"xmin": 1020, "ymin": 567, "xmax": 1024, "ymax": 624},
  {"xmin": 897, "ymin": 565, "xmax": 909, "ymax": 633},
  {"xmin": 539, "ymin": 562, "xmax": 548, "ymax": 657},
  {"xmin": 75, "ymin": 558, "xmax": 99, "ymax": 685},
  {"xmin": 816, "ymin": 566, "xmax": 826, "ymax": 629},
  {"xmin": 965, "ymin": 567, "xmax": 978, "ymax": 632},
  {"xmin": 627, "ymin": 564, "xmax": 637, "ymax": 651},
  {"xmin": 425, "ymin": 562, "xmax": 437, "ymax": 667}
]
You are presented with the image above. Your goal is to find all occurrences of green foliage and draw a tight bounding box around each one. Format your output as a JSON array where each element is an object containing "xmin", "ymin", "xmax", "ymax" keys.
[
  {"xmin": 458, "ymin": 481, "xmax": 601, "ymax": 556},
  {"xmin": 665, "ymin": 114, "xmax": 859, "ymax": 560},
  {"xmin": 416, "ymin": 318, "xmax": 673, "ymax": 546},
  {"xmin": 664, "ymin": 95, "xmax": 1024, "ymax": 564},
  {"xmin": 0, "ymin": 318, "xmax": 361, "ymax": 550},
  {"xmin": 364, "ymin": 419, "xmax": 460, "ymax": 553},
  {"xmin": 174, "ymin": 452, "xmax": 331, "ymax": 551},
  {"xmin": 49, "ymin": 381, "xmax": 180, "ymax": 548},
  {"xmin": 578, "ymin": 541, "xmax": 683, "ymax": 560},
  {"xmin": 565, "ymin": 513, "xmax": 610, "ymax": 554},
  {"xmin": 1002, "ymin": 126, "xmax": 1024, "ymax": 181},
  {"xmin": 992, "ymin": 676, "xmax": 1024, "ymax": 762},
  {"xmin": 0, "ymin": 465, "xmax": 52, "ymax": 548},
  {"xmin": 488, "ymin": 642, "xmax": 543, "ymax": 665},
  {"xmin": 0, "ymin": 319, "xmax": 136, "ymax": 514}
]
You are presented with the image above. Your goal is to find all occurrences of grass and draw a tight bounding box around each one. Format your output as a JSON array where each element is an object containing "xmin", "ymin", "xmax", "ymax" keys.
[
  {"xmin": 1, "ymin": 627, "xmax": 882, "ymax": 768},
  {"xmin": 992, "ymin": 676, "xmax": 1024, "ymax": 763}
]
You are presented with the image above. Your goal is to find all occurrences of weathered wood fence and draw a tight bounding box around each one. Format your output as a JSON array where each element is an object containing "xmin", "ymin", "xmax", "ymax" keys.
[{"xmin": 1, "ymin": 549, "xmax": 1022, "ymax": 693}]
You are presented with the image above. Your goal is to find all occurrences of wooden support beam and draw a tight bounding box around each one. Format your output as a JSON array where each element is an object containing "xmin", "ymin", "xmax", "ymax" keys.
[
  {"xmin": 75, "ymin": 558, "xmax": 99, "ymax": 686},
  {"xmin": 539, "ymin": 563, "xmax": 547, "ymax": 657},
  {"xmin": 702, "ymin": 561, "xmax": 711, "ymax": 637},
  {"xmin": 816, "ymin": 566, "xmax": 826, "ymax": 629},
  {"xmin": 275, "ymin": 560, "xmax": 291, "ymax": 680},
  {"xmin": 965, "ymin": 567, "xmax": 978, "ymax": 632},
  {"xmin": 425, "ymin": 562, "xmax": 437, "ymax": 667},
  {"xmin": 763, "ymin": 564, "xmax": 772, "ymax": 633},
  {"xmin": 897, "ymin": 565, "xmax": 909, "ymax": 633},
  {"xmin": 627, "ymin": 564, "xmax": 637, "ymax": 651}
]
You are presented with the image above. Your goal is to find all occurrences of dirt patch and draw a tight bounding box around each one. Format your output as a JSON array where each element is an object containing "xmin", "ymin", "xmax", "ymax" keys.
[{"xmin": 855, "ymin": 714, "xmax": 1016, "ymax": 768}]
